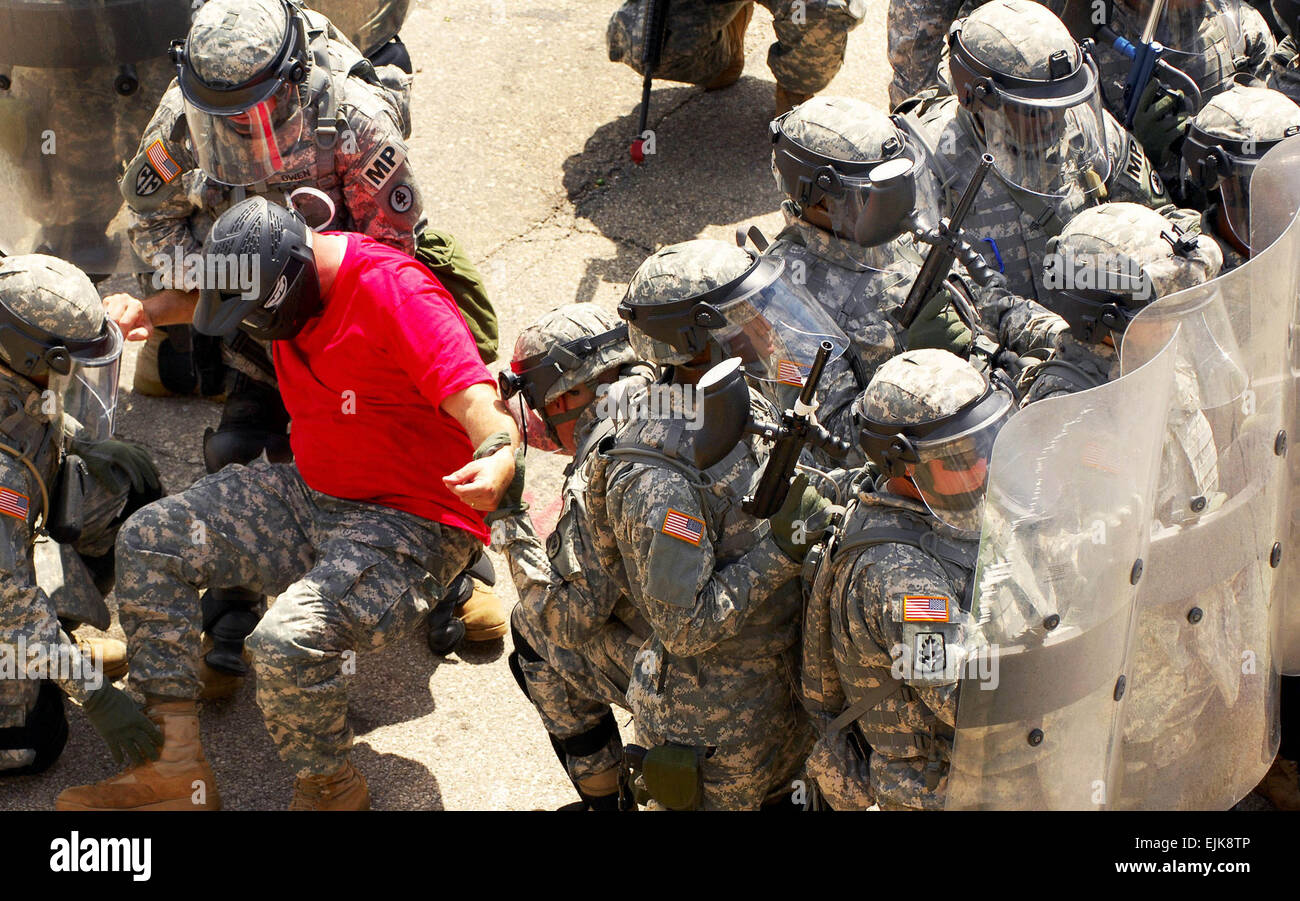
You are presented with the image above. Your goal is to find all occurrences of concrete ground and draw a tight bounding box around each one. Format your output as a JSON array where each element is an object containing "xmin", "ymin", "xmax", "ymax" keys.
[{"xmin": 2, "ymin": 0, "xmax": 893, "ymax": 810}]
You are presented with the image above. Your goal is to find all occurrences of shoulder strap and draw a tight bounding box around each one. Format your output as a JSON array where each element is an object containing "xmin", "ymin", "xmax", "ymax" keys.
[{"xmin": 825, "ymin": 680, "xmax": 906, "ymax": 736}]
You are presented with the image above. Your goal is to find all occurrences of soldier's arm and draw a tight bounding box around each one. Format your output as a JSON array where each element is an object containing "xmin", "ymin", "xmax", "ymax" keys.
[
  {"xmin": 338, "ymin": 89, "xmax": 425, "ymax": 255},
  {"xmin": 850, "ymin": 547, "xmax": 964, "ymax": 728},
  {"xmin": 119, "ymin": 83, "xmax": 205, "ymax": 277},
  {"xmin": 1237, "ymin": 4, "xmax": 1278, "ymax": 78},
  {"xmin": 973, "ymin": 282, "xmax": 1066, "ymax": 356},
  {"xmin": 0, "ymin": 509, "xmax": 97, "ymax": 704},
  {"xmin": 605, "ymin": 466, "xmax": 799, "ymax": 658},
  {"xmin": 492, "ymin": 510, "xmax": 616, "ymax": 650}
]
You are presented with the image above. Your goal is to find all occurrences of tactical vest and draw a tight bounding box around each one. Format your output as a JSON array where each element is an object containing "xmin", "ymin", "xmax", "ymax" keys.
[{"xmin": 802, "ymin": 490, "xmax": 978, "ymax": 763}]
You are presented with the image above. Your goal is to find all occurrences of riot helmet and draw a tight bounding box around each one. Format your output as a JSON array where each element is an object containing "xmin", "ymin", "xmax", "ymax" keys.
[
  {"xmin": 855, "ymin": 348, "xmax": 1015, "ymax": 533},
  {"xmin": 172, "ymin": 0, "xmax": 311, "ymax": 186},
  {"xmin": 193, "ymin": 196, "xmax": 322, "ymax": 341},
  {"xmin": 770, "ymin": 96, "xmax": 932, "ymax": 254},
  {"xmin": 618, "ymin": 239, "xmax": 848, "ymax": 381},
  {"xmin": 501, "ymin": 304, "xmax": 642, "ymax": 449},
  {"xmin": 949, "ymin": 0, "xmax": 1112, "ymax": 199},
  {"xmin": 1182, "ymin": 83, "xmax": 1300, "ymax": 253},
  {"xmin": 1043, "ymin": 202, "xmax": 1221, "ymax": 344},
  {"xmin": 0, "ymin": 254, "xmax": 123, "ymax": 440}
]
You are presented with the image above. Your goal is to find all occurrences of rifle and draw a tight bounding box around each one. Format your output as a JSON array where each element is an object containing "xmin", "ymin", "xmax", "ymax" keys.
[
  {"xmin": 742, "ymin": 340, "xmax": 851, "ymax": 519},
  {"xmin": 897, "ymin": 153, "xmax": 997, "ymax": 332},
  {"xmin": 630, "ymin": 0, "xmax": 672, "ymax": 163}
]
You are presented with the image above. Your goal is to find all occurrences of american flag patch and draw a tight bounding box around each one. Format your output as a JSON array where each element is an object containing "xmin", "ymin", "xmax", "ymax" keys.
[
  {"xmin": 0, "ymin": 486, "xmax": 30, "ymax": 522},
  {"xmin": 661, "ymin": 508, "xmax": 704, "ymax": 545},
  {"xmin": 146, "ymin": 140, "xmax": 181, "ymax": 183},
  {"xmin": 776, "ymin": 359, "xmax": 809, "ymax": 387},
  {"xmin": 903, "ymin": 595, "xmax": 949, "ymax": 622}
]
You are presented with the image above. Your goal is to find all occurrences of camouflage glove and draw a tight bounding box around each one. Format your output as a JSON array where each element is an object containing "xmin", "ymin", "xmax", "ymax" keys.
[
  {"xmin": 769, "ymin": 474, "xmax": 834, "ymax": 563},
  {"xmin": 82, "ymin": 685, "xmax": 163, "ymax": 767},
  {"xmin": 72, "ymin": 439, "xmax": 162, "ymax": 495},
  {"xmin": 1133, "ymin": 80, "xmax": 1189, "ymax": 170},
  {"xmin": 906, "ymin": 288, "xmax": 973, "ymax": 354},
  {"xmin": 484, "ymin": 445, "xmax": 527, "ymax": 524}
]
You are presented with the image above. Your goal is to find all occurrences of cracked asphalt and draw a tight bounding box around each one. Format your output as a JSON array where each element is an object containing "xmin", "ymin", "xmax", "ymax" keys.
[{"xmin": 1, "ymin": 0, "xmax": 889, "ymax": 811}]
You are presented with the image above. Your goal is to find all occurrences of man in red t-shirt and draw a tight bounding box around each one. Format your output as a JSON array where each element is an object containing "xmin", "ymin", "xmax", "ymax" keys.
[{"xmin": 59, "ymin": 198, "xmax": 522, "ymax": 811}]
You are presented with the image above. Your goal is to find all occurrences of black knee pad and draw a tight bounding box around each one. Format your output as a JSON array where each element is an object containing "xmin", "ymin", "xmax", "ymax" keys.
[
  {"xmin": 202, "ymin": 588, "xmax": 262, "ymax": 676},
  {"xmin": 205, "ymin": 377, "xmax": 293, "ymax": 473},
  {"xmin": 203, "ymin": 427, "xmax": 292, "ymax": 473},
  {"xmin": 562, "ymin": 710, "xmax": 619, "ymax": 760},
  {"xmin": 0, "ymin": 681, "xmax": 68, "ymax": 777}
]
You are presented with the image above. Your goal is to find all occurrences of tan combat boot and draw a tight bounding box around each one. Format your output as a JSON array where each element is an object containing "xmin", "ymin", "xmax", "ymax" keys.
[
  {"xmin": 289, "ymin": 760, "xmax": 370, "ymax": 810},
  {"xmin": 75, "ymin": 634, "xmax": 128, "ymax": 682},
  {"xmin": 1255, "ymin": 756, "xmax": 1300, "ymax": 810},
  {"xmin": 132, "ymin": 331, "xmax": 174, "ymax": 397},
  {"xmin": 775, "ymin": 85, "xmax": 814, "ymax": 117},
  {"xmin": 55, "ymin": 698, "xmax": 221, "ymax": 811},
  {"xmin": 457, "ymin": 584, "xmax": 508, "ymax": 642},
  {"xmin": 705, "ymin": 2, "xmax": 753, "ymax": 91}
]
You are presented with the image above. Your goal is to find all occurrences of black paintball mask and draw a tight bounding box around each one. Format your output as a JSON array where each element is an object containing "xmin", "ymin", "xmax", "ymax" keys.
[
  {"xmin": 770, "ymin": 114, "xmax": 925, "ymax": 247},
  {"xmin": 193, "ymin": 195, "xmax": 322, "ymax": 341}
]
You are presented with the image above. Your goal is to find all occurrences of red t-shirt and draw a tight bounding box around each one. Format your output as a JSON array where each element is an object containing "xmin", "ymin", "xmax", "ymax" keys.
[{"xmin": 272, "ymin": 232, "xmax": 492, "ymax": 542}]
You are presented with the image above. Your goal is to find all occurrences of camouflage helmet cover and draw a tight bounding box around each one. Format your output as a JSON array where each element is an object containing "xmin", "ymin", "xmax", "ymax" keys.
[
  {"xmin": 0, "ymin": 254, "xmax": 112, "ymax": 377},
  {"xmin": 510, "ymin": 303, "xmax": 641, "ymax": 409},
  {"xmin": 622, "ymin": 240, "xmax": 755, "ymax": 366},
  {"xmin": 1191, "ymin": 82, "xmax": 1300, "ymax": 144},
  {"xmin": 778, "ymin": 96, "xmax": 906, "ymax": 163},
  {"xmin": 854, "ymin": 348, "xmax": 987, "ymax": 427},
  {"xmin": 958, "ymin": 0, "xmax": 1081, "ymax": 80},
  {"xmin": 187, "ymin": 0, "xmax": 294, "ymax": 88}
]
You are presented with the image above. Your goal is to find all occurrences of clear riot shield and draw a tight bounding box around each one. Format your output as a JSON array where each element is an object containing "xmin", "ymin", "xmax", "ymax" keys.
[
  {"xmin": 0, "ymin": 34, "xmax": 179, "ymax": 274},
  {"xmin": 1112, "ymin": 191, "xmax": 1295, "ymax": 809},
  {"xmin": 1249, "ymin": 136, "xmax": 1300, "ymax": 676},
  {"xmin": 945, "ymin": 341, "xmax": 1176, "ymax": 810},
  {"xmin": 308, "ymin": 0, "xmax": 409, "ymax": 57},
  {"xmin": 0, "ymin": 0, "xmax": 192, "ymax": 68}
]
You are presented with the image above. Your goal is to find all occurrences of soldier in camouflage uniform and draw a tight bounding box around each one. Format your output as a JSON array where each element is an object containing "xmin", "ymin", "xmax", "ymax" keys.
[
  {"xmin": 0, "ymin": 255, "xmax": 164, "ymax": 778},
  {"xmin": 1267, "ymin": 0, "xmax": 1300, "ymax": 100},
  {"xmin": 1023, "ymin": 201, "xmax": 1221, "ymax": 406},
  {"xmin": 607, "ymin": 0, "xmax": 866, "ymax": 115},
  {"xmin": 887, "ymin": 0, "xmax": 967, "ymax": 106},
  {"xmin": 108, "ymin": 0, "xmax": 504, "ymax": 687},
  {"xmin": 583, "ymin": 240, "xmax": 835, "ymax": 810},
  {"xmin": 801, "ymin": 349, "xmax": 1012, "ymax": 809},
  {"xmin": 494, "ymin": 305, "xmax": 656, "ymax": 810},
  {"xmin": 895, "ymin": 0, "xmax": 1195, "ymax": 305},
  {"xmin": 1179, "ymin": 82, "xmax": 1300, "ymax": 269},
  {"xmin": 59, "ymin": 197, "xmax": 519, "ymax": 811},
  {"xmin": 766, "ymin": 95, "xmax": 1064, "ymax": 460}
]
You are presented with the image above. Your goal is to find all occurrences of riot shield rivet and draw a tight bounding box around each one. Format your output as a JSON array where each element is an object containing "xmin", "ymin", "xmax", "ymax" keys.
[
  {"xmin": 1271, "ymin": 543, "xmax": 1283, "ymax": 568},
  {"xmin": 1276, "ymin": 431, "xmax": 1287, "ymax": 457},
  {"xmin": 1027, "ymin": 729, "xmax": 1044, "ymax": 747},
  {"xmin": 1113, "ymin": 675, "xmax": 1126, "ymax": 701},
  {"xmin": 1187, "ymin": 607, "xmax": 1203, "ymax": 624},
  {"xmin": 1043, "ymin": 614, "xmax": 1060, "ymax": 631},
  {"xmin": 1129, "ymin": 559, "xmax": 1144, "ymax": 584},
  {"xmin": 1189, "ymin": 495, "xmax": 1207, "ymax": 513}
]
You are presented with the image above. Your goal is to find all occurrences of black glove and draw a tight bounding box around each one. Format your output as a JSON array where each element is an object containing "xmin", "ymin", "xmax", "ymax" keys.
[
  {"xmin": 73, "ymin": 439, "xmax": 162, "ymax": 495},
  {"xmin": 82, "ymin": 685, "xmax": 162, "ymax": 767},
  {"xmin": 769, "ymin": 474, "xmax": 834, "ymax": 563},
  {"xmin": 1133, "ymin": 80, "xmax": 1189, "ymax": 170},
  {"xmin": 484, "ymin": 445, "xmax": 527, "ymax": 524}
]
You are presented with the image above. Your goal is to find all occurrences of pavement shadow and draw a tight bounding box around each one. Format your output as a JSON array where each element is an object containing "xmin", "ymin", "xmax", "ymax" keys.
[
  {"xmin": 562, "ymin": 75, "xmax": 786, "ymax": 303},
  {"xmin": 352, "ymin": 742, "xmax": 444, "ymax": 810}
]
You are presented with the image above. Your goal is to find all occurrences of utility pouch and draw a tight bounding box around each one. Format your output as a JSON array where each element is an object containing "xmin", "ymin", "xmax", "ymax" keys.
[
  {"xmin": 637, "ymin": 742, "xmax": 705, "ymax": 811},
  {"xmin": 46, "ymin": 454, "xmax": 88, "ymax": 544}
]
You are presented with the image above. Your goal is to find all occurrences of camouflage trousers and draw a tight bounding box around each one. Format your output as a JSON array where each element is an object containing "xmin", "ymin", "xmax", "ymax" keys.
[
  {"xmin": 887, "ymin": 0, "xmax": 965, "ymax": 107},
  {"xmin": 607, "ymin": 0, "xmax": 863, "ymax": 95},
  {"xmin": 511, "ymin": 604, "xmax": 639, "ymax": 782},
  {"xmin": 116, "ymin": 460, "xmax": 478, "ymax": 777}
]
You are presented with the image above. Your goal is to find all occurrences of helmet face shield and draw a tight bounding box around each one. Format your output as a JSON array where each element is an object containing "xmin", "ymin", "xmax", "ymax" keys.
[
  {"xmin": 184, "ymin": 81, "xmax": 305, "ymax": 187},
  {"xmin": 176, "ymin": 3, "xmax": 309, "ymax": 186},
  {"xmin": 770, "ymin": 115, "xmax": 924, "ymax": 249},
  {"xmin": 859, "ymin": 379, "xmax": 1015, "ymax": 532},
  {"xmin": 48, "ymin": 320, "xmax": 124, "ymax": 441},
  {"xmin": 707, "ymin": 258, "xmax": 849, "ymax": 386},
  {"xmin": 950, "ymin": 25, "xmax": 1111, "ymax": 199},
  {"xmin": 1181, "ymin": 125, "xmax": 1298, "ymax": 253}
]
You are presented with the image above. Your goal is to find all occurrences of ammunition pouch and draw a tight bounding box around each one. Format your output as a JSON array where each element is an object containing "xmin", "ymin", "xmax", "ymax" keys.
[
  {"xmin": 0, "ymin": 680, "xmax": 67, "ymax": 776},
  {"xmin": 46, "ymin": 453, "xmax": 88, "ymax": 545},
  {"xmin": 626, "ymin": 742, "xmax": 708, "ymax": 811}
]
